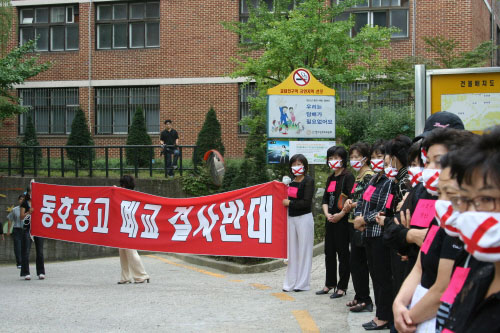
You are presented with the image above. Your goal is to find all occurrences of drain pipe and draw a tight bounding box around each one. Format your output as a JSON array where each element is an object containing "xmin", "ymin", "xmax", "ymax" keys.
[
  {"xmin": 412, "ymin": 0, "xmax": 416, "ymax": 57},
  {"xmin": 88, "ymin": 0, "xmax": 92, "ymax": 131}
]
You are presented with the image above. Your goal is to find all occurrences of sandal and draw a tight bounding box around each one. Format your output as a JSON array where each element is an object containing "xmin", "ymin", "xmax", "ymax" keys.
[
  {"xmin": 351, "ymin": 302, "xmax": 373, "ymax": 313},
  {"xmin": 346, "ymin": 299, "xmax": 358, "ymax": 307},
  {"xmin": 330, "ymin": 289, "xmax": 346, "ymax": 299}
]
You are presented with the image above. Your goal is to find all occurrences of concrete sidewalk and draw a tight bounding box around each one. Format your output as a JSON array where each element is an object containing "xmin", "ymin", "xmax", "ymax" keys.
[{"xmin": 0, "ymin": 253, "xmax": 374, "ymax": 332}]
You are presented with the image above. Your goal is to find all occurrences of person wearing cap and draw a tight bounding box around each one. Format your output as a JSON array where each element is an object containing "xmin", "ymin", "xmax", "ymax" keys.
[
  {"xmin": 413, "ymin": 111, "xmax": 465, "ymax": 143},
  {"xmin": 160, "ymin": 119, "xmax": 180, "ymax": 177}
]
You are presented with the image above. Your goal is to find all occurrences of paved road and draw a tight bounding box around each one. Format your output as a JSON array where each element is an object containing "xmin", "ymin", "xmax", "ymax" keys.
[{"xmin": 0, "ymin": 254, "xmax": 374, "ymax": 332}]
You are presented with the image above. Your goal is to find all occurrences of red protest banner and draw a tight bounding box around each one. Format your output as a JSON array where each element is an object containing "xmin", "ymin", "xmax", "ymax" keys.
[{"xmin": 30, "ymin": 181, "xmax": 288, "ymax": 259}]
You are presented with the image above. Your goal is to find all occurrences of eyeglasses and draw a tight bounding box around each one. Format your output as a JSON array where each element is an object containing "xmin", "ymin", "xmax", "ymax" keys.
[{"xmin": 450, "ymin": 196, "xmax": 500, "ymax": 212}]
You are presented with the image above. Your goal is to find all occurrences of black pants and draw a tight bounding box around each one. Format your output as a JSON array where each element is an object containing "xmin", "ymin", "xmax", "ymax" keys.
[
  {"xmin": 324, "ymin": 219, "xmax": 350, "ymax": 291},
  {"xmin": 12, "ymin": 227, "xmax": 23, "ymax": 266},
  {"xmin": 390, "ymin": 249, "xmax": 408, "ymax": 296},
  {"xmin": 349, "ymin": 225, "xmax": 372, "ymax": 304},
  {"xmin": 20, "ymin": 227, "xmax": 45, "ymax": 277},
  {"xmin": 164, "ymin": 148, "xmax": 179, "ymax": 176},
  {"xmin": 365, "ymin": 236, "xmax": 393, "ymax": 322}
]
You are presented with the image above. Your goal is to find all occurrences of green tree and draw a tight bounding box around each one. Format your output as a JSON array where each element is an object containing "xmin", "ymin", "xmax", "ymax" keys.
[
  {"xmin": 192, "ymin": 107, "xmax": 225, "ymax": 166},
  {"xmin": 126, "ymin": 107, "xmax": 153, "ymax": 167},
  {"xmin": 374, "ymin": 36, "xmax": 497, "ymax": 101},
  {"xmin": 0, "ymin": 1, "xmax": 50, "ymax": 120},
  {"xmin": 20, "ymin": 114, "xmax": 41, "ymax": 166},
  {"xmin": 66, "ymin": 108, "xmax": 95, "ymax": 167},
  {"xmin": 223, "ymin": 0, "xmax": 395, "ymax": 185}
]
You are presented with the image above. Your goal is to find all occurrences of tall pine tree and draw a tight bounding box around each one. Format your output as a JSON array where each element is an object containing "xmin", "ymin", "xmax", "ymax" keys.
[
  {"xmin": 126, "ymin": 107, "xmax": 152, "ymax": 167},
  {"xmin": 192, "ymin": 107, "xmax": 225, "ymax": 166},
  {"xmin": 20, "ymin": 114, "xmax": 41, "ymax": 166},
  {"xmin": 66, "ymin": 108, "xmax": 94, "ymax": 167}
]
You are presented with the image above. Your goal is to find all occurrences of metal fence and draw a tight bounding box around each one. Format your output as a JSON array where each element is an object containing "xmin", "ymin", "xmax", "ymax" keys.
[{"xmin": 0, "ymin": 145, "xmax": 197, "ymax": 178}]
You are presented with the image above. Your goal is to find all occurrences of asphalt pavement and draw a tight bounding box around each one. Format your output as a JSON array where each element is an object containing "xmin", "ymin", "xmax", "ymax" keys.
[{"xmin": 0, "ymin": 253, "xmax": 374, "ymax": 332}]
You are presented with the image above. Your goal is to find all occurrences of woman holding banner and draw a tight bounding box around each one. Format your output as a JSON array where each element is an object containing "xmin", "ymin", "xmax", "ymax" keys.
[
  {"xmin": 117, "ymin": 175, "xmax": 150, "ymax": 284},
  {"xmin": 282, "ymin": 154, "xmax": 315, "ymax": 292}
]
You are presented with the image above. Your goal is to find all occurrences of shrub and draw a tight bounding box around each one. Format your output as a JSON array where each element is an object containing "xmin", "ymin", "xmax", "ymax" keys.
[
  {"xmin": 126, "ymin": 107, "xmax": 153, "ymax": 167},
  {"xmin": 193, "ymin": 107, "xmax": 225, "ymax": 166},
  {"xmin": 20, "ymin": 114, "xmax": 41, "ymax": 166},
  {"xmin": 337, "ymin": 105, "xmax": 414, "ymax": 146},
  {"xmin": 66, "ymin": 108, "xmax": 95, "ymax": 167}
]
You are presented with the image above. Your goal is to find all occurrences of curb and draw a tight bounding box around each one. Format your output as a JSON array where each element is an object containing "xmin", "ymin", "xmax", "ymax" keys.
[{"xmin": 165, "ymin": 241, "xmax": 324, "ymax": 274}]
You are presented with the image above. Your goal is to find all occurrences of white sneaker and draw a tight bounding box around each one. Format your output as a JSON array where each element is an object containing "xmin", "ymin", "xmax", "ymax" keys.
[
  {"xmin": 25, "ymin": 275, "xmax": 31, "ymax": 280},
  {"xmin": 38, "ymin": 274, "xmax": 45, "ymax": 280}
]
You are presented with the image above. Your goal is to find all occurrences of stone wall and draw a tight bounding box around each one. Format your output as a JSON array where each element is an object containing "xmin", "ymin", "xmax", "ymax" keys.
[{"xmin": 0, "ymin": 176, "xmax": 185, "ymax": 264}]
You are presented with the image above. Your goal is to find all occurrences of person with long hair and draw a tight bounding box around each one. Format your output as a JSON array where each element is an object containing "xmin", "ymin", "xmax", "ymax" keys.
[
  {"xmin": 117, "ymin": 175, "xmax": 150, "ymax": 284},
  {"xmin": 19, "ymin": 184, "xmax": 45, "ymax": 280},
  {"xmin": 282, "ymin": 154, "xmax": 315, "ymax": 292}
]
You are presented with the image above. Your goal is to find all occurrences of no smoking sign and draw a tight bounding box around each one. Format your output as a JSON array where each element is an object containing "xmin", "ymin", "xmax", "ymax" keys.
[{"xmin": 293, "ymin": 69, "xmax": 310, "ymax": 86}]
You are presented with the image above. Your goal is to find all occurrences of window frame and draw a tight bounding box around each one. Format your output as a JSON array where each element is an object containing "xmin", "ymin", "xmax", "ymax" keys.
[
  {"xmin": 238, "ymin": 83, "xmax": 257, "ymax": 134},
  {"xmin": 95, "ymin": 86, "xmax": 160, "ymax": 135},
  {"xmin": 336, "ymin": 0, "xmax": 409, "ymax": 38},
  {"xmin": 18, "ymin": 88, "xmax": 80, "ymax": 135},
  {"xmin": 18, "ymin": 5, "xmax": 79, "ymax": 52},
  {"xmin": 95, "ymin": 2, "xmax": 160, "ymax": 50}
]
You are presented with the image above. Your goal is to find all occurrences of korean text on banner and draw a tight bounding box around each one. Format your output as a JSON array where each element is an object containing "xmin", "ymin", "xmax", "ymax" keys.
[{"xmin": 30, "ymin": 181, "xmax": 289, "ymax": 259}]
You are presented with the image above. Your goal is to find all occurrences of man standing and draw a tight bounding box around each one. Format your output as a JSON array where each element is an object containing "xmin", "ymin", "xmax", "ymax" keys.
[
  {"xmin": 7, "ymin": 194, "xmax": 25, "ymax": 268},
  {"xmin": 160, "ymin": 119, "xmax": 180, "ymax": 177}
]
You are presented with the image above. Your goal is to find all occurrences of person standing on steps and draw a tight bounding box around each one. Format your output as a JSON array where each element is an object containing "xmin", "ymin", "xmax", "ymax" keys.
[{"xmin": 160, "ymin": 119, "xmax": 180, "ymax": 178}]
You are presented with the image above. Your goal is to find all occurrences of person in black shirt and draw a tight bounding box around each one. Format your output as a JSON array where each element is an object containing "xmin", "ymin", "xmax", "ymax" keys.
[
  {"xmin": 393, "ymin": 129, "xmax": 474, "ymax": 333},
  {"xmin": 316, "ymin": 146, "xmax": 355, "ymax": 299},
  {"xmin": 159, "ymin": 119, "xmax": 180, "ymax": 177},
  {"xmin": 442, "ymin": 125, "xmax": 500, "ymax": 333},
  {"xmin": 19, "ymin": 185, "xmax": 45, "ymax": 280},
  {"xmin": 282, "ymin": 154, "xmax": 315, "ymax": 292}
]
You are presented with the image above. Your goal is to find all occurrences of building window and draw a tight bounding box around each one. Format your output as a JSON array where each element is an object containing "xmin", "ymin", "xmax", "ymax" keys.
[
  {"xmin": 19, "ymin": 5, "xmax": 79, "ymax": 51},
  {"xmin": 19, "ymin": 88, "xmax": 79, "ymax": 134},
  {"xmin": 95, "ymin": 86, "xmax": 159, "ymax": 134},
  {"xmin": 337, "ymin": 0, "xmax": 408, "ymax": 38},
  {"xmin": 96, "ymin": 2, "xmax": 160, "ymax": 50},
  {"xmin": 239, "ymin": 83, "xmax": 257, "ymax": 134}
]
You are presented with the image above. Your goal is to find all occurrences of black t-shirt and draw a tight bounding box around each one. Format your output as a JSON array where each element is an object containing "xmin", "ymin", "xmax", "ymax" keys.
[
  {"xmin": 420, "ymin": 220, "xmax": 463, "ymax": 289},
  {"xmin": 444, "ymin": 264, "xmax": 499, "ymax": 333},
  {"xmin": 288, "ymin": 175, "xmax": 315, "ymax": 217},
  {"xmin": 160, "ymin": 129, "xmax": 179, "ymax": 146},
  {"xmin": 321, "ymin": 169, "xmax": 355, "ymax": 216}
]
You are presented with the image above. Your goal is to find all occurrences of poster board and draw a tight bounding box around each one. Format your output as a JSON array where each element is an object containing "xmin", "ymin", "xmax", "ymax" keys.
[
  {"xmin": 267, "ymin": 69, "xmax": 336, "ymax": 139},
  {"xmin": 426, "ymin": 67, "xmax": 500, "ymax": 132}
]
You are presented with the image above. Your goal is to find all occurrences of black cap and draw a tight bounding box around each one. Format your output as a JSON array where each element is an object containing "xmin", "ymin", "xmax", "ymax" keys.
[{"xmin": 413, "ymin": 111, "xmax": 464, "ymax": 142}]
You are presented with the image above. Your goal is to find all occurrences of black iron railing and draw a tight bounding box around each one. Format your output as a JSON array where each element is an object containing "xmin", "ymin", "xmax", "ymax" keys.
[{"xmin": 0, "ymin": 145, "xmax": 197, "ymax": 178}]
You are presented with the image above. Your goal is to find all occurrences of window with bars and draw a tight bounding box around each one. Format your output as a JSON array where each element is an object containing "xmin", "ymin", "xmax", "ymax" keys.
[
  {"xmin": 96, "ymin": 2, "xmax": 160, "ymax": 50},
  {"xmin": 336, "ymin": 0, "xmax": 409, "ymax": 38},
  {"xmin": 19, "ymin": 5, "xmax": 79, "ymax": 51},
  {"xmin": 239, "ymin": 83, "xmax": 257, "ymax": 134},
  {"xmin": 19, "ymin": 88, "xmax": 79, "ymax": 134},
  {"xmin": 95, "ymin": 86, "xmax": 159, "ymax": 134}
]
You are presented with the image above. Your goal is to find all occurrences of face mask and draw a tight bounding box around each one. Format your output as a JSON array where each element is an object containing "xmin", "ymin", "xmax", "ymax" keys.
[
  {"xmin": 384, "ymin": 166, "xmax": 398, "ymax": 180},
  {"xmin": 408, "ymin": 166, "xmax": 424, "ymax": 188},
  {"xmin": 422, "ymin": 168, "xmax": 441, "ymax": 196},
  {"xmin": 291, "ymin": 165, "xmax": 304, "ymax": 176},
  {"xmin": 350, "ymin": 158, "xmax": 365, "ymax": 171},
  {"xmin": 455, "ymin": 212, "xmax": 500, "ymax": 262},
  {"xmin": 370, "ymin": 159, "xmax": 384, "ymax": 173},
  {"xmin": 421, "ymin": 148, "xmax": 428, "ymax": 165},
  {"xmin": 328, "ymin": 160, "xmax": 342, "ymax": 170},
  {"xmin": 435, "ymin": 200, "xmax": 460, "ymax": 237}
]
